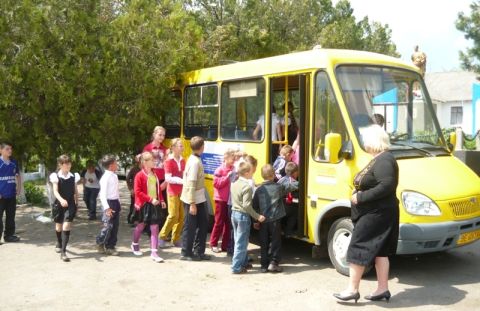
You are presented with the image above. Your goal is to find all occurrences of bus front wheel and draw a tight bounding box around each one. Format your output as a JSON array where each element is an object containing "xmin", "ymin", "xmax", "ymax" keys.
[
  {"xmin": 327, "ymin": 217, "xmax": 353, "ymax": 276},
  {"xmin": 327, "ymin": 217, "xmax": 372, "ymax": 276}
]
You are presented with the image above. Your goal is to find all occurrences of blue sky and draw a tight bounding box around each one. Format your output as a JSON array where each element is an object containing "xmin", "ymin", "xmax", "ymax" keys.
[{"xmin": 341, "ymin": 0, "xmax": 474, "ymax": 72}]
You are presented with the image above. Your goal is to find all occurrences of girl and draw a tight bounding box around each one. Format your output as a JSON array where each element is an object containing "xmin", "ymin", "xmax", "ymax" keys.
[
  {"xmin": 131, "ymin": 152, "xmax": 166, "ymax": 263},
  {"xmin": 159, "ymin": 138, "xmax": 185, "ymax": 247},
  {"xmin": 210, "ymin": 149, "xmax": 235, "ymax": 253},
  {"xmin": 50, "ymin": 155, "xmax": 80, "ymax": 262}
]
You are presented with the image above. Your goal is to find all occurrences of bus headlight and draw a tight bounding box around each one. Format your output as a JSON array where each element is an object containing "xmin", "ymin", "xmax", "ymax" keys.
[{"xmin": 402, "ymin": 191, "xmax": 441, "ymax": 216}]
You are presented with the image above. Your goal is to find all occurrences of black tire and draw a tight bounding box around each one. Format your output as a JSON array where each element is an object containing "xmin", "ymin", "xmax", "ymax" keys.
[
  {"xmin": 327, "ymin": 217, "xmax": 372, "ymax": 276},
  {"xmin": 327, "ymin": 217, "xmax": 353, "ymax": 276}
]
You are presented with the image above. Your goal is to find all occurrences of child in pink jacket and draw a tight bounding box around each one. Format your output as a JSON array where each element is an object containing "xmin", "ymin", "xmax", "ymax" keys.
[{"xmin": 210, "ymin": 149, "xmax": 236, "ymax": 253}]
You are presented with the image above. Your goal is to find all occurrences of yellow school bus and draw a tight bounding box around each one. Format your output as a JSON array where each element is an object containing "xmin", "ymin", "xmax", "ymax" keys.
[{"xmin": 163, "ymin": 48, "xmax": 480, "ymax": 275}]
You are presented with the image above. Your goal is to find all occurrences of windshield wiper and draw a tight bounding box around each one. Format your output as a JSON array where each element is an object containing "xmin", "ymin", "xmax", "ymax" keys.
[{"xmin": 390, "ymin": 141, "xmax": 435, "ymax": 157}]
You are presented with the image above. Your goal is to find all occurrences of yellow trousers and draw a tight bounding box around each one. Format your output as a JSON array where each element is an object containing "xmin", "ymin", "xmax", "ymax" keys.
[{"xmin": 159, "ymin": 194, "xmax": 184, "ymax": 243}]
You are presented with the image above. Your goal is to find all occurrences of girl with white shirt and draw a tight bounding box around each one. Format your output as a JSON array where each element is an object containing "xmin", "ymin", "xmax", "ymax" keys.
[{"xmin": 49, "ymin": 155, "xmax": 80, "ymax": 262}]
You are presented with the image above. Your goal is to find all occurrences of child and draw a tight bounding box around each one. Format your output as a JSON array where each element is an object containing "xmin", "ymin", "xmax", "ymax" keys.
[
  {"xmin": 80, "ymin": 160, "xmax": 102, "ymax": 220},
  {"xmin": 273, "ymin": 145, "xmax": 294, "ymax": 180},
  {"xmin": 131, "ymin": 152, "xmax": 166, "ymax": 263},
  {"xmin": 179, "ymin": 136, "xmax": 210, "ymax": 261},
  {"xmin": 210, "ymin": 149, "xmax": 235, "ymax": 253},
  {"xmin": 230, "ymin": 162, "xmax": 265, "ymax": 274},
  {"xmin": 253, "ymin": 164, "xmax": 298, "ymax": 273},
  {"xmin": 0, "ymin": 141, "xmax": 21, "ymax": 243},
  {"xmin": 50, "ymin": 155, "xmax": 80, "ymax": 262},
  {"xmin": 278, "ymin": 162, "xmax": 300, "ymax": 237},
  {"xmin": 159, "ymin": 138, "xmax": 185, "ymax": 247},
  {"xmin": 96, "ymin": 155, "xmax": 121, "ymax": 256},
  {"xmin": 226, "ymin": 154, "xmax": 257, "ymax": 256},
  {"xmin": 126, "ymin": 154, "xmax": 141, "ymax": 225}
]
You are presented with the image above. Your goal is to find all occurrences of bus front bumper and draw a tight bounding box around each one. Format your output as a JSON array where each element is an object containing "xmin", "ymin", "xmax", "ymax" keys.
[{"xmin": 397, "ymin": 216, "xmax": 480, "ymax": 255}]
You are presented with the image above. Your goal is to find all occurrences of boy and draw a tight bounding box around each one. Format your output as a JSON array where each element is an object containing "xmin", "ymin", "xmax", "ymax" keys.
[
  {"xmin": 0, "ymin": 141, "xmax": 21, "ymax": 243},
  {"xmin": 253, "ymin": 164, "xmax": 298, "ymax": 273},
  {"xmin": 180, "ymin": 136, "xmax": 210, "ymax": 261},
  {"xmin": 80, "ymin": 160, "xmax": 102, "ymax": 220},
  {"xmin": 273, "ymin": 145, "xmax": 294, "ymax": 180},
  {"xmin": 96, "ymin": 155, "xmax": 121, "ymax": 256},
  {"xmin": 277, "ymin": 162, "xmax": 300, "ymax": 237},
  {"xmin": 230, "ymin": 162, "xmax": 265, "ymax": 274}
]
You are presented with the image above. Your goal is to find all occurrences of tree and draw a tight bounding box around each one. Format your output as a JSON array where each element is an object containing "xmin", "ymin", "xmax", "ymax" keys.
[
  {"xmin": 0, "ymin": 0, "xmax": 204, "ymax": 169},
  {"xmin": 456, "ymin": 1, "xmax": 480, "ymax": 72},
  {"xmin": 184, "ymin": 0, "xmax": 399, "ymax": 66}
]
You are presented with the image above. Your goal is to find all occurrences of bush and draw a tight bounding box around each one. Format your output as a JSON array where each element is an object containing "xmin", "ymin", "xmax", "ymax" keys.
[{"xmin": 24, "ymin": 181, "xmax": 46, "ymax": 205}]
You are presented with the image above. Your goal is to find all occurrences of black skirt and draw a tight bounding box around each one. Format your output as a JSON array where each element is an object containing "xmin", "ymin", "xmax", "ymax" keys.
[
  {"xmin": 133, "ymin": 202, "xmax": 162, "ymax": 225},
  {"xmin": 52, "ymin": 201, "xmax": 77, "ymax": 223},
  {"xmin": 346, "ymin": 205, "xmax": 399, "ymax": 266}
]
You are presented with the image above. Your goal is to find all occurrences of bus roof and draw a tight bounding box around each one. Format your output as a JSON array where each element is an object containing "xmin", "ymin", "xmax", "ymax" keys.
[{"xmin": 182, "ymin": 48, "xmax": 420, "ymax": 85}]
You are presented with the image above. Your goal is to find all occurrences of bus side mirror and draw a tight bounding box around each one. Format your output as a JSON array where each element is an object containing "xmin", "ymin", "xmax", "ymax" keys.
[
  {"xmin": 448, "ymin": 132, "xmax": 456, "ymax": 152},
  {"xmin": 341, "ymin": 140, "xmax": 353, "ymax": 159},
  {"xmin": 324, "ymin": 133, "xmax": 341, "ymax": 163}
]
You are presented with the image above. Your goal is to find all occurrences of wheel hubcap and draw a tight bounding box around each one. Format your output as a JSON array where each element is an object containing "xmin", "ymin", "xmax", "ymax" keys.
[{"xmin": 332, "ymin": 228, "xmax": 351, "ymax": 269}]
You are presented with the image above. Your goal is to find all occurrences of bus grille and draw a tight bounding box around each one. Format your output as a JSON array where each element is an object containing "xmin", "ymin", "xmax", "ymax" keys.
[{"xmin": 449, "ymin": 197, "xmax": 480, "ymax": 217}]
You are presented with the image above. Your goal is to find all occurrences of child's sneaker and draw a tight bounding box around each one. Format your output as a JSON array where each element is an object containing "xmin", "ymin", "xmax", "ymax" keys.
[
  {"xmin": 97, "ymin": 244, "xmax": 106, "ymax": 254},
  {"xmin": 158, "ymin": 239, "xmax": 168, "ymax": 248},
  {"xmin": 150, "ymin": 250, "xmax": 164, "ymax": 263},
  {"xmin": 131, "ymin": 243, "xmax": 143, "ymax": 256},
  {"xmin": 55, "ymin": 243, "xmax": 62, "ymax": 253},
  {"xmin": 211, "ymin": 246, "xmax": 221, "ymax": 253},
  {"xmin": 106, "ymin": 248, "xmax": 119, "ymax": 256}
]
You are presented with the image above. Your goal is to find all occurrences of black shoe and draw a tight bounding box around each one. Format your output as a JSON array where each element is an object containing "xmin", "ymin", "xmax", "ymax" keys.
[
  {"xmin": 365, "ymin": 290, "xmax": 391, "ymax": 302},
  {"xmin": 4, "ymin": 235, "xmax": 20, "ymax": 242},
  {"xmin": 267, "ymin": 262, "xmax": 283, "ymax": 273},
  {"xmin": 55, "ymin": 243, "xmax": 62, "ymax": 253},
  {"xmin": 88, "ymin": 216, "xmax": 96, "ymax": 221},
  {"xmin": 180, "ymin": 255, "xmax": 201, "ymax": 261},
  {"xmin": 333, "ymin": 291, "xmax": 360, "ymax": 303},
  {"xmin": 260, "ymin": 267, "xmax": 268, "ymax": 273},
  {"xmin": 197, "ymin": 254, "xmax": 212, "ymax": 261},
  {"xmin": 243, "ymin": 263, "xmax": 253, "ymax": 269}
]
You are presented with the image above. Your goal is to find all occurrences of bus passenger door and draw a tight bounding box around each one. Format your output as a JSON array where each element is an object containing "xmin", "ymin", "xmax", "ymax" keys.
[
  {"xmin": 306, "ymin": 71, "xmax": 352, "ymax": 243},
  {"xmin": 269, "ymin": 74, "xmax": 309, "ymax": 238}
]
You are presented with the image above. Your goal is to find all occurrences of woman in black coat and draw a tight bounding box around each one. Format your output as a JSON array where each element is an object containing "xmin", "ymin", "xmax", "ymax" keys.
[{"xmin": 334, "ymin": 124, "xmax": 399, "ymax": 303}]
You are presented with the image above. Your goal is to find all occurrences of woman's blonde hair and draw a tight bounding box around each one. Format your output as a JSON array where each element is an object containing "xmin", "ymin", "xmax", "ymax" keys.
[{"xmin": 360, "ymin": 124, "xmax": 390, "ymax": 153}]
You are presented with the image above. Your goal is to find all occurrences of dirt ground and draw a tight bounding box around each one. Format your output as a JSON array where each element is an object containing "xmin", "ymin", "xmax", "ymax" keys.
[{"xmin": 1, "ymin": 181, "xmax": 480, "ymax": 311}]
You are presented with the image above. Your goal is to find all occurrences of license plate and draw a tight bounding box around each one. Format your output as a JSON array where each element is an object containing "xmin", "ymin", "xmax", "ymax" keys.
[{"xmin": 457, "ymin": 229, "xmax": 480, "ymax": 245}]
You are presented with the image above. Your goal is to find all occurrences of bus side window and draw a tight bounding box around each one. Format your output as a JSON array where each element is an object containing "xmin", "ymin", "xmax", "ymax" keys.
[
  {"xmin": 220, "ymin": 79, "xmax": 265, "ymax": 142},
  {"xmin": 184, "ymin": 84, "xmax": 218, "ymax": 140},
  {"xmin": 313, "ymin": 72, "xmax": 349, "ymax": 162},
  {"xmin": 163, "ymin": 90, "xmax": 181, "ymax": 138}
]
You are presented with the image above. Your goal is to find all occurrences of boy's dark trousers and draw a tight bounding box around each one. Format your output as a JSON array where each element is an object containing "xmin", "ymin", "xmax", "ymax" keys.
[
  {"xmin": 284, "ymin": 202, "xmax": 298, "ymax": 236},
  {"xmin": 0, "ymin": 197, "xmax": 17, "ymax": 240},
  {"xmin": 96, "ymin": 200, "xmax": 121, "ymax": 249},
  {"xmin": 83, "ymin": 187, "xmax": 100, "ymax": 219},
  {"xmin": 181, "ymin": 202, "xmax": 207, "ymax": 257},
  {"xmin": 259, "ymin": 219, "xmax": 282, "ymax": 269}
]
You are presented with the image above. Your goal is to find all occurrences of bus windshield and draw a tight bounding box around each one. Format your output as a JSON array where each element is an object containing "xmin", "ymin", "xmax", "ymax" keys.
[{"xmin": 335, "ymin": 65, "xmax": 449, "ymax": 156}]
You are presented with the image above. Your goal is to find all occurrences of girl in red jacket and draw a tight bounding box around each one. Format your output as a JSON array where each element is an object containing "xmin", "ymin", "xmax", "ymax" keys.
[
  {"xmin": 131, "ymin": 152, "xmax": 166, "ymax": 263},
  {"xmin": 210, "ymin": 149, "xmax": 235, "ymax": 253}
]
